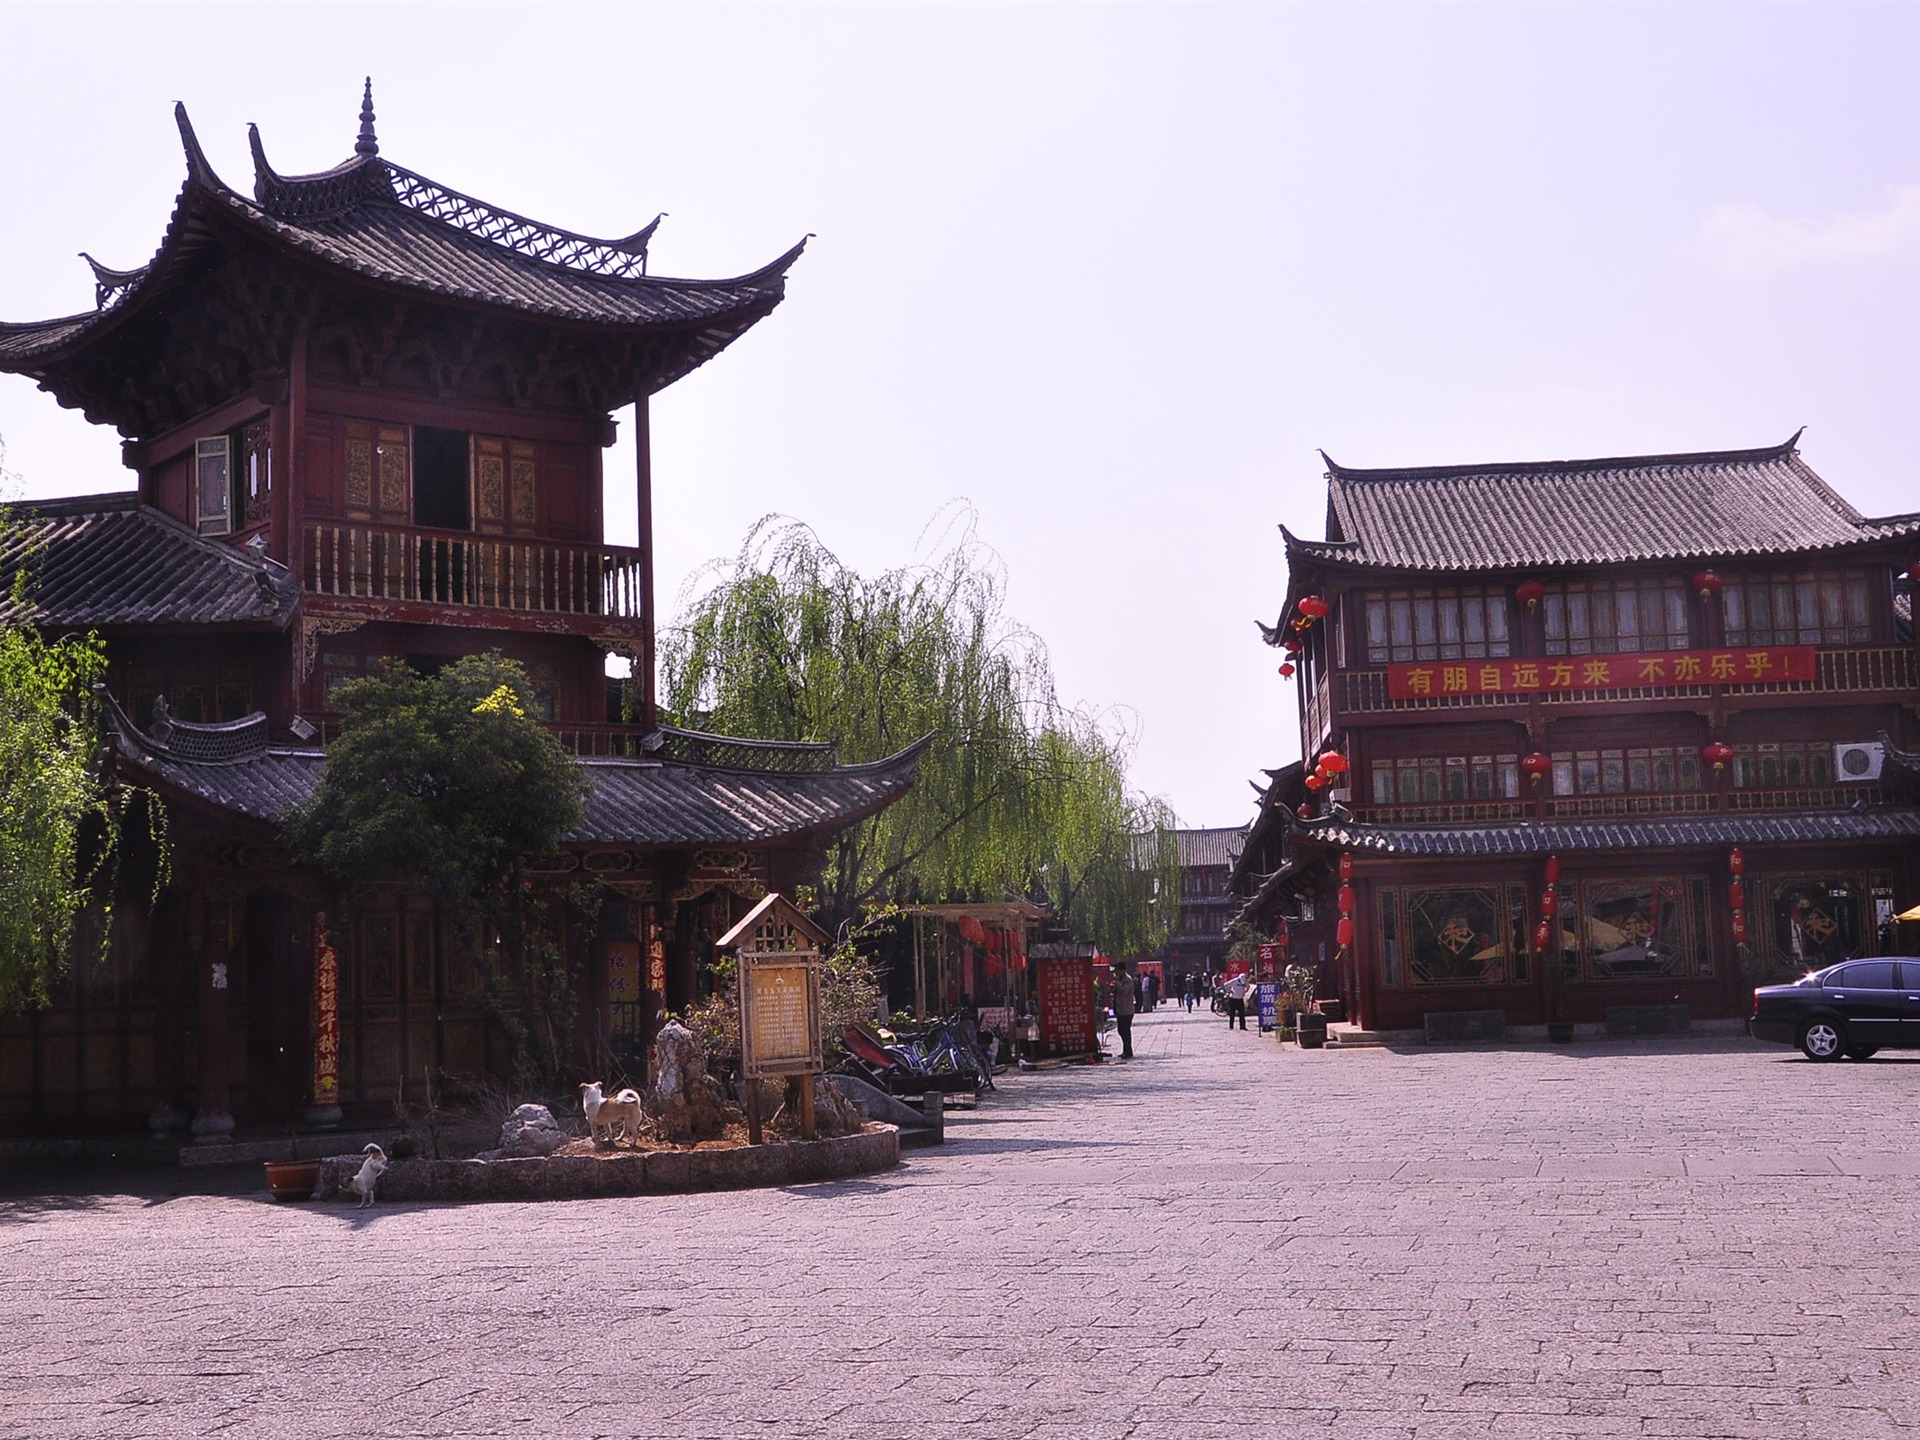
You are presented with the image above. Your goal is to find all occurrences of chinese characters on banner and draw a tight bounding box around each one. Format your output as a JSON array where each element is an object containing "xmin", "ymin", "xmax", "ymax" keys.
[
  {"xmin": 742, "ymin": 960, "xmax": 816, "ymax": 1075},
  {"xmin": 1386, "ymin": 646, "xmax": 1817, "ymax": 701},
  {"xmin": 1256, "ymin": 942, "xmax": 1278, "ymax": 980},
  {"xmin": 312, "ymin": 910, "xmax": 339, "ymax": 1108},
  {"xmin": 1256, "ymin": 981, "xmax": 1279, "ymax": 1032},
  {"xmin": 1035, "ymin": 955, "xmax": 1095, "ymax": 1057}
]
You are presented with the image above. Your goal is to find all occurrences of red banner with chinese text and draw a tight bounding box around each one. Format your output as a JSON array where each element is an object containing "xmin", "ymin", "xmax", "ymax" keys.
[
  {"xmin": 1035, "ymin": 954, "xmax": 1095, "ymax": 1058},
  {"xmin": 1385, "ymin": 646, "xmax": 1817, "ymax": 700}
]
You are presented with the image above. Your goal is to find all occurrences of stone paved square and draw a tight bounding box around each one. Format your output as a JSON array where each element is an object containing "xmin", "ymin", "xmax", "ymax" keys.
[{"xmin": 5, "ymin": 1007, "xmax": 1920, "ymax": 1438}]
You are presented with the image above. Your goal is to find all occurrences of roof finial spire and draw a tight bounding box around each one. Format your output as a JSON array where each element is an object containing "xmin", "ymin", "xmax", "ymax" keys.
[{"xmin": 355, "ymin": 77, "xmax": 379, "ymax": 157}]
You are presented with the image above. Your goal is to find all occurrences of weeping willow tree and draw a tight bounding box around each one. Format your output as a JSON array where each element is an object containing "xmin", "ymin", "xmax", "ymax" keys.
[
  {"xmin": 661, "ymin": 511, "xmax": 1180, "ymax": 951},
  {"xmin": 1, "ymin": 456, "xmax": 156, "ymax": 1013}
]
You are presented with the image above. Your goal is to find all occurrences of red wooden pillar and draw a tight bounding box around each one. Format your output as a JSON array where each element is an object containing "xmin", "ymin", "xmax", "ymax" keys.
[
  {"xmin": 190, "ymin": 895, "xmax": 235, "ymax": 1141},
  {"xmin": 634, "ymin": 396, "xmax": 656, "ymax": 731}
]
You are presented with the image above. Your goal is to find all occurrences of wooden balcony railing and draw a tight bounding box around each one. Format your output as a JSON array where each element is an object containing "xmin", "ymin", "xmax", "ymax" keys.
[
  {"xmin": 1352, "ymin": 783, "xmax": 1892, "ymax": 825},
  {"xmin": 303, "ymin": 521, "xmax": 644, "ymax": 618},
  {"xmin": 1336, "ymin": 645, "xmax": 1916, "ymax": 715}
]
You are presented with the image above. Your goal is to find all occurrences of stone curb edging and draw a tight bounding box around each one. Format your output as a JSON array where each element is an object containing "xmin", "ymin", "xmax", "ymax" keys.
[{"xmin": 312, "ymin": 1124, "xmax": 899, "ymax": 1204}]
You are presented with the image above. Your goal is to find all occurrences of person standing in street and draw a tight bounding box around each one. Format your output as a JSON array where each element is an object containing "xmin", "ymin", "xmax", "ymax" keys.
[
  {"xmin": 1222, "ymin": 968, "xmax": 1252, "ymax": 1030},
  {"xmin": 1111, "ymin": 962, "xmax": 1137, "ymax": 1059},
  {"xmin": 1182, "ymin": 973, "xmax": 1197, "ymax": 1012}
]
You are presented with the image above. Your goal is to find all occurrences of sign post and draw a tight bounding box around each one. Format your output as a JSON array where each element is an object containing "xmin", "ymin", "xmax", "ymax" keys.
[{"xmin": 719, "ymin": 894, "xmax": 830, "ymax": 1142}]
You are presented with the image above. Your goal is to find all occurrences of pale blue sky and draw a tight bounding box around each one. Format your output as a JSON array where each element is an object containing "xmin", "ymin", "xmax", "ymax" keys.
[{"xmin": 3, "ymin": 4, "xmax": 1916, "ymax": 826}]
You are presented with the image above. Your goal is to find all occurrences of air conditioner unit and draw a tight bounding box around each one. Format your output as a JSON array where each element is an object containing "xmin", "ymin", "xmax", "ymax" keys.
[{"xmin": 1833, "ymin": 742, "xmax": 1885, "ymax": 782}]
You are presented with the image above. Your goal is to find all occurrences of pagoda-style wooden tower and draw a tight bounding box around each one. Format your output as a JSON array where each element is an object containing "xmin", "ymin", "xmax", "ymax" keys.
[{"xmin": 0, "ymin": 88, "xmax": 922, "ymax": 1141}]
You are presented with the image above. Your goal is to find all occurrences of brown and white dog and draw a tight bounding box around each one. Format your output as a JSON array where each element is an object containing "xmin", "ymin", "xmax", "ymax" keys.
[
  {"xmin": 579, "ymin": 1081, "xmax": 644, "ymax": 1145},
  {"xmin": 347, "ymin": 1143, "xmax": 387, "ymax": 1208}
]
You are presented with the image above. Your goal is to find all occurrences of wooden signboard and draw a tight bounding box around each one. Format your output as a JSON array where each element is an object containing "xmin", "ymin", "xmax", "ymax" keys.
[{"xmin": 718, "ymin": 894, "xmax": 831, "ymax": 1141}]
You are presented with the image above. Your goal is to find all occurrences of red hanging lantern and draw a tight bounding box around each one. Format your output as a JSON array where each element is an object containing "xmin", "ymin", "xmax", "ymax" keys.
[
  {"xmin": 1908, "ymin": 561, "xmax": 1920, "ymax": 583},
  {"xmin": 1729, "ymin": 881, "xmax": 1745, "ymax": 912},
  {"xmin": 1317, "ymin": 750, "xmax": 1349, "ymax": 775},
  {"xmin": 1336, "ymin": 915, "xmax": 1354, "ymax": 947},
  {"xmin": 1297, "ymin": 595, "xmax": 1330, "ymax": 621},
  {"xmin": 1533, "ymin": 921, "xmax": 1552, "ymax": 952},
  {"xmin": 1276, "ymin": 920, "xmax": 1291, "ymax": 946},
  {"xmin": 1515, "ymin": 579, "xmax": 1547, "ymax": 612},
  {"xmin": 1283, "ymin": 637, "xmax": 1303, "ymax": 654},
  {"xmin": 1731, "ymin": 915, "xmax": 1749, "ymax": 944},
  {"xmin": 1521, "ymin": 752, "xmax": 1553, "ymax": 785},
  {"xmin": 1338, "ymin": 884, "xmax": 1355, "ymax": 915},
  {"xmin": 1692, "ymin": 569, "xmax": 1723, "ymax": 603},
  {"xmin": 1296, "ymin": 802, "xmax": 1314, "ymax": 820},
  {"xmin": 1541, "ymin": 891, "xmax": 1558, "ymax": 920},
  {"xmin": 1544, "ymin": 855, "xmax": 1560, "ymax": 884},
  {"xmin": 1339, "ymin": 853, "xmax": 1354, "ymax": 881},
  {"xmin": 1304, "ymin": 772, "xmax": 1326, "ymax": 791},
  {"xmin": 1729, "ymin": 847, "xmax": 1745, "ymax": 876},
  {"xmin": 1702, "ymin": 741, "xmax": 1734, "ymax": 773},
  {"xmin": 1278, "ymin": 662, "xmax": 1295, "ymax": 678}
]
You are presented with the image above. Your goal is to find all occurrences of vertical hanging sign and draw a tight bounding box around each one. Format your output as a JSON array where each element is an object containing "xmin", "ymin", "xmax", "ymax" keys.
[{"xmin": 312, "ymin": 910, "xmax": 340, "ymax": 1111}]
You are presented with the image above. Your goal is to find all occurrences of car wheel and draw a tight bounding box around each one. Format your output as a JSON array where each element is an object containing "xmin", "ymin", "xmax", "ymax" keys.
[
  {"xmin": 1845, "ymin": 1045, "xmax": 1879, "ymax": 1061},
  {"xmin": 1797, "ymin": 1018, "xmax": 1845, "ymax": 1062}
]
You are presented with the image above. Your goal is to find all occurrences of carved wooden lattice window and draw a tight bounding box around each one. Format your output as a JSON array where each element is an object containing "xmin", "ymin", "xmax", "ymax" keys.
[
  {"xmin": 344, "ymin": 421, "xmax": 410, "ymax": 523},
  {"xmin": 474, "ymin": 435, "xmax": 539, "ymax": 536}
]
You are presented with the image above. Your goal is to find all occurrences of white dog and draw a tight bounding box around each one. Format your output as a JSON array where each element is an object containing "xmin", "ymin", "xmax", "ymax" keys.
[
  {"xmin": 347, "ymin": 1143, "xmax": 387, "ymax": 1208},
  {"xmin": 580, "ymin": 1081, "xmax": 644, "ymax": 1145}
]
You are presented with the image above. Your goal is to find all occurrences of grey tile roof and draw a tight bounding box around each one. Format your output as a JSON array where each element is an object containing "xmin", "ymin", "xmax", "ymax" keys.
[
  {"xmin": 1284, "ymin": 434, "xmax": 1920, "ymax": 572},
  {"xmin": 0, "ymin": 493, "xmax": 298, "ymax": 628},
  {"xmin": 0, "ymin": 105, "xmax": 799, "ymax": 370},
  {"xmin": 1294, "ymin": 808, "xmax": 1920, "ymax": 857},
  {"xmin": 1174, "ymin": 826, "xmax": 1247, "ymax": 869},
  {"xmin": 104, "ymin": 699, "xmax": 928, "ymax": 848}
]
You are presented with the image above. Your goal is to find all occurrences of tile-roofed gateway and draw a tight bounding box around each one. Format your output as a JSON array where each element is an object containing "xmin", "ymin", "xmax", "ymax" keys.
[{"xmin": 1284, "ymin": 432, "xmax": 1920, "ymax": 573}]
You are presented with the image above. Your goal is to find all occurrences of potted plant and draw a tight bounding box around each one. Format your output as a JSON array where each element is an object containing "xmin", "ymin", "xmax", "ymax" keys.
[{"xmin": 1287, "ymin": 964, "xmax": 1328, "ymax": 1049}]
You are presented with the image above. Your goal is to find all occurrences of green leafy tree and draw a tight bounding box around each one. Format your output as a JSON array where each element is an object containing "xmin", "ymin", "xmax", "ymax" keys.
[
  {"xmin": 287, "ymin": 653, "xmax": 587, "ymax": 1087},
  {"xmin": 0, "ymin": 607, "xmax": 113, "ymax": 1013},
  {"xmin": 661, "ymin": 512, "xmax": 1179, "ymax": 953}
]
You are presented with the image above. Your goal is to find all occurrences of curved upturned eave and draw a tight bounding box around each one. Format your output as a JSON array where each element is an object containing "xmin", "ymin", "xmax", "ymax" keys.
[{"xmin": 0, "ymin": 103, "xmax": 805, "ymax": 371}]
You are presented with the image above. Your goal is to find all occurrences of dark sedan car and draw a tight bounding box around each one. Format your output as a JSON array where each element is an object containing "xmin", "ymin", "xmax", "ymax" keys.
[{"xmin": 1750, "ymin": 957, "xmax": 1920, "ymax": 1061}]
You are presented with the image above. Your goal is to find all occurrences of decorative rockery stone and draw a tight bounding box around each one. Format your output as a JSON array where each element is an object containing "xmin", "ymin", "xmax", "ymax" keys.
[
  {"xmin": 651, "ymin": 1022, "xmax": 733, "ymax": 1142},
  {"xmin": 487, "ymin": 1103, "xmax": 566, "ymax": 1159}
]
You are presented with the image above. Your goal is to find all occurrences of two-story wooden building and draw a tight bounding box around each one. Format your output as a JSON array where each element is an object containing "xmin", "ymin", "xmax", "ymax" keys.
[
  {"xmin": 1243, "ymin": 436, "xmax": 1920, "ymax": 1035},
  {"xmin": 0, "ymin": 91, "xmax": 922, "ymax": 1138}
]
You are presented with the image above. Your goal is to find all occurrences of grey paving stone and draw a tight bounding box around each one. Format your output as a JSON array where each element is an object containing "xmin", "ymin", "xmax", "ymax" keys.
[{"xmin": 4, "ymin": 1014, "xmax": 1920, "ymax": 1437}]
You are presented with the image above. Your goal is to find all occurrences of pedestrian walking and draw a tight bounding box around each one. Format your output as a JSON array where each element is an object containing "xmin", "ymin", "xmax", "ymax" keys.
[
  {"xmin": 1111, "ymin": 962, "xmax": 1137, "ymax": 1058},
  {"xmin": 1222, "ymin": 969, "xmax": 1252, "ymax": 1030},
  {"xmin": 1182, "ymin": 973, "xmax": 1197, "ymax": 1012}
]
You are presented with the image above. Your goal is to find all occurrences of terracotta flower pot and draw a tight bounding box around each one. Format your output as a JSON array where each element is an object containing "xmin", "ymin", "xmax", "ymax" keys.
[{"xmin": 264, "ymin": 1159, "xmax": 321, "ymax": 1202}]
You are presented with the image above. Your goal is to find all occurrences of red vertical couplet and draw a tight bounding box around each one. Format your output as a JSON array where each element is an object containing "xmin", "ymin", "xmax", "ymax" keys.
[{"xmin": 312, "ymin": 910, "xmax": 341, "ymax": 1112}]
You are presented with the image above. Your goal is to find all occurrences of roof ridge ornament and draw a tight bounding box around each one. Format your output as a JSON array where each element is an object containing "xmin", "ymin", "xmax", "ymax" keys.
[
  {"xmin": 356, "ymin": 77, "xmax": 379, "ymax": 157},
  {"xmin": 173, "ymin": 102, "xmax": 221, "ymax": 188}
]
